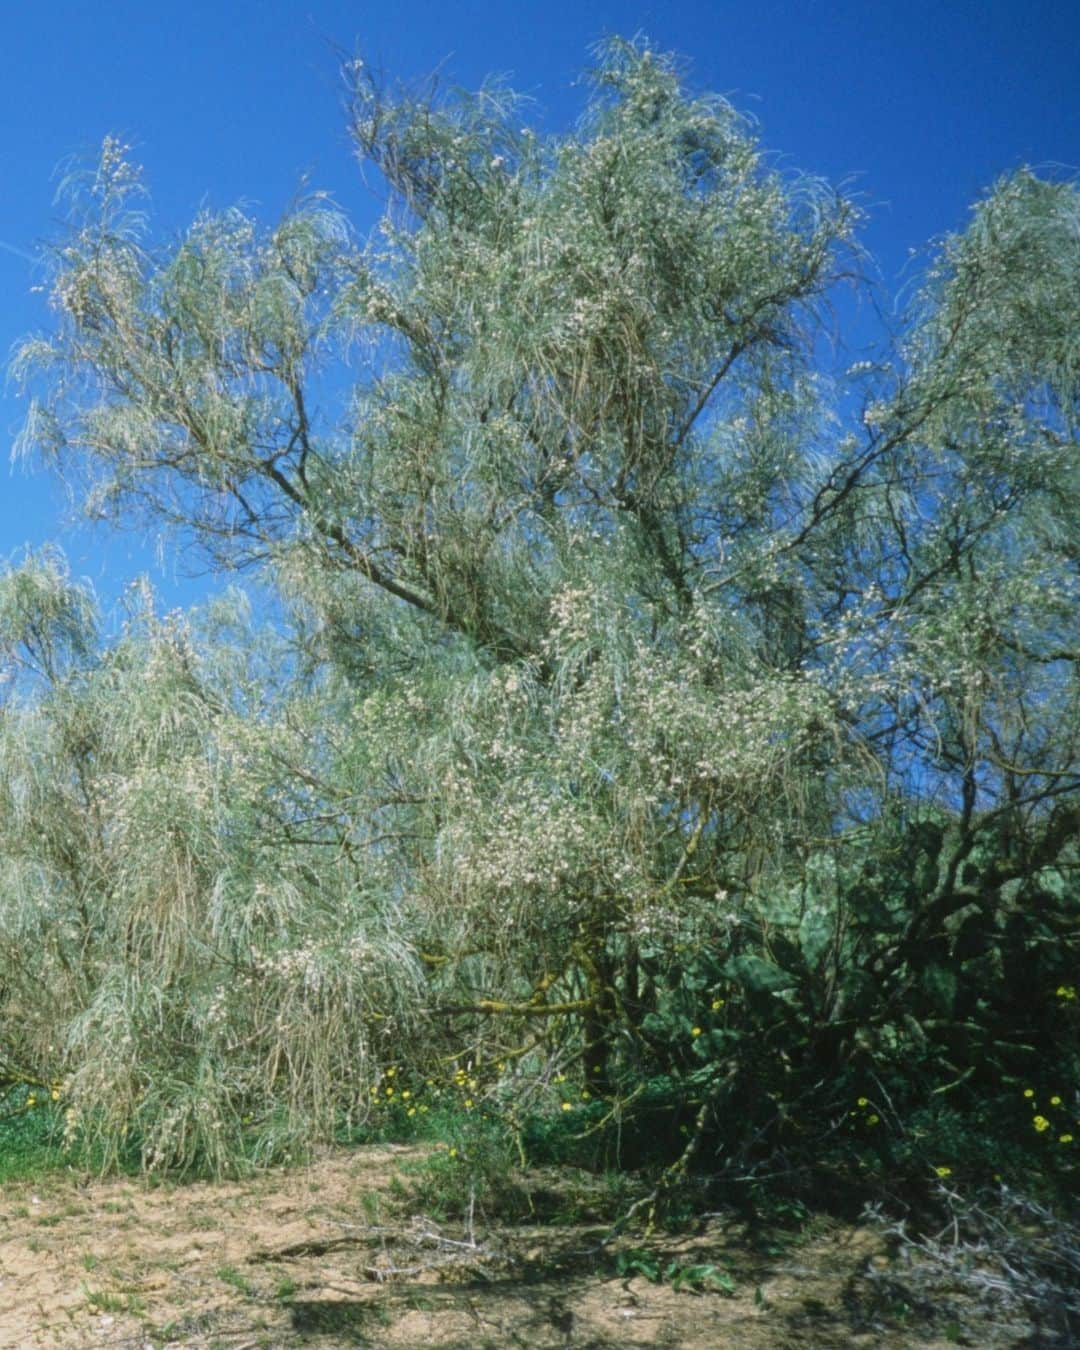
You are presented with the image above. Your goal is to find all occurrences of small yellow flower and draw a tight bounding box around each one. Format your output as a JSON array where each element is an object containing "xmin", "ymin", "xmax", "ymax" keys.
[
  {"xmin": 857, "ymin": 1097, "xmax": 869, "ymax": 1108},
  {"xmin": 401, "ymin": 1090, "xmax": 411, "ymax": 1100},
  {"xmin": 711, "ymin": 998, "xmax": 725, "ymax": 1011},
  {"xmin": 463, "ymin": 1098, "xmax": 473, "ymax": 1109},
  {"xmin": 1059, "ymin": 1134, "xmax": 1073, "ymax": 1144},
  {"xmin": 580, "ymin": 1090, "xmax": 590, "ymax": 1101},
  {"xmin": 448, "ymin": 1147, "xmax": 458, "ymax": 1158},
  {"xmin": 26, "ymin": 1095, "xmax": 36, "ymax": 1107},
  {"xmin": 561, "ymin": 1101, "xmax": 572, "ymax": 1112},
  {"xmin": 691, "ymin": 1026, "xmax": 702, "ymax": 1037},
  {"xmin": 1023, "ymin": 1088, "xmax": 1035, "ymax": 1098},
  {"xmin": 935, "ymin": 1166, "xmax": 952, "ymax": 1178},
  {"xmin": 385, "ymin": 1067, "xmax": 396, "ymax": 1078},
  {"xmin": 867, "ymin": 1114, "xmax": 880, "ymax": 1126},
  {"xmin": 1050, "ymin": 1096, "xmax": 1062, "ymax": 1106},
  {"xmin": 407, "ymin": 1107, "xmax": 416, "ymax": 1117},
  {"xmin": 1033, "ymin": 1115, "xmax": 1050, "ymax": 1133},
  {"xmin": 385, "ymin": 1087, "xmax": 394, "ymax": 1098},
  {"xmin": 50, "ymin": 1088, "xmax": 60, "ymax": 1101}
]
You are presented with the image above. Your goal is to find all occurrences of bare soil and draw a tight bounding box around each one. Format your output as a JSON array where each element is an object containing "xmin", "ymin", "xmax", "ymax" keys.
[{"xmin": 0, "ymin": 1145, "xmax": 1036, "ymax": 1347}]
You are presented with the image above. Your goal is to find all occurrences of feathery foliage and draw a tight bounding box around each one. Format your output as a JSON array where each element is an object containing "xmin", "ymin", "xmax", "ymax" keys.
[{"xmin": 5, "ymin": 38, "xmax": 1078, "ymax": 1192}]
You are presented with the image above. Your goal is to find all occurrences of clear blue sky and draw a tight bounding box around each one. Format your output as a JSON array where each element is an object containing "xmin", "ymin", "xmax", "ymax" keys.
[{"xmin": 2, "ymin": 0, "xmax": 1076, "ymax": 613}]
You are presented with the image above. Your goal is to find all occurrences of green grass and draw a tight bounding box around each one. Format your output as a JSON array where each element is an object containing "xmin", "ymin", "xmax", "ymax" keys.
[
  {"xmin": 216, "ymin": 1264, "xmax": 254, "ymax": 1296},
  {"xmin": 84, "ymin": 1287, "xmax": 145, "ymax": 1315},
  {"xmin": 0, "ymin": 1089, "xmax": 70, "ymax": 1183}
]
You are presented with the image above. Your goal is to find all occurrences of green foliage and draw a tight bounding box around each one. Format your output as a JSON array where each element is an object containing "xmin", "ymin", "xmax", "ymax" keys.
[
  {"xmin": 395, "ymin": 1112, "xmax": 529, "ymax": 1223},
  {"xmin": 1, "ymin": 35, "xmax": 1077, "ymax": 1202},
  {"xmin": 614, "ymin": 1248, "xmax": 735, "ymax": 1295},
  {"xmin": 0, "ymin": 1087, "xmax": 69, "ymax": 1182}
]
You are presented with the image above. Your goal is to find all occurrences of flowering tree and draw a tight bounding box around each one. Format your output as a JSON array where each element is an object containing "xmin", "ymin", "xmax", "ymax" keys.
[{"xmin": 7, "ymin": 38, "xmax": 1078, "ymax": 1175}]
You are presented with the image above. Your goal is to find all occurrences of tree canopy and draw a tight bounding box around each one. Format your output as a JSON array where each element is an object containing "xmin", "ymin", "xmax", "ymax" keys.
[{"xmin": 3, "ymin": 37, "xmax": 1078, "ymax": 1186}]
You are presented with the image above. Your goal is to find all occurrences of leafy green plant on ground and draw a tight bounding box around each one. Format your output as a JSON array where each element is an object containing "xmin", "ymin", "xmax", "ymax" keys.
[{"xmin": 614, "ymin": 1247, "xmax": 736, "ymax": 1294}]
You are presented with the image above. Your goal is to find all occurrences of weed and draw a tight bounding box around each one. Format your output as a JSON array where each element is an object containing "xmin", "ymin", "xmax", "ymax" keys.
[
  {"xmin": 613, "ymin": 1248, "xmax": 735, "ymax": 1295},
  {"xmin": 84, "ymin": 1287, "xmax": 144, "ymax": 1315},
  {"xmin": 0, "ymin": 1091, "xmax": 69, "ymax": 1183},
  {"xmin": 216, "ymin": 1264, "xmax": 254, "ymax": 1296},
  {"xmin": 396, "ymin": 1111, "xmax": 531, "ymax": 1224}
]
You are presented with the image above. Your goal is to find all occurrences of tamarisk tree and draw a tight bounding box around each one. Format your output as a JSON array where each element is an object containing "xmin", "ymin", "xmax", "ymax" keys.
[{"xmin": 8, "ymin": 37, "xmax": 1078, "ymax": 1172}]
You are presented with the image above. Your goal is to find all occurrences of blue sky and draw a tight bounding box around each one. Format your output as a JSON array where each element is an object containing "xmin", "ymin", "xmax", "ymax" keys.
[{"xmin": 1, "ymin": 0, "xmax": 1076, "ymax": 614}]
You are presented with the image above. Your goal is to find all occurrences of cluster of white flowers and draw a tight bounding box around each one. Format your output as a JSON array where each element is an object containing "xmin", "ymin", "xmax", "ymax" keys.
[{"xmin": 545, "ymin": 583, "xmax": 596, "ymax": 646}]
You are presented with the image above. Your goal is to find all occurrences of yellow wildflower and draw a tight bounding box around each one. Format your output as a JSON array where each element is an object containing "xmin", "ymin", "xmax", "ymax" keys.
[
  {"xmin": 1033, "ymin": 1115, "xmax": 1050, "ymax": 1132},
  {"xmin": 935, "ymin": 1166, "xmax": 952, "ymax": 1178}
]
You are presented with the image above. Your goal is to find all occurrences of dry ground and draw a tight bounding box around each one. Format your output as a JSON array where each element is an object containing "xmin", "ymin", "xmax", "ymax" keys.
[{"xmin": 0, "ymin": 1144, "xmax": 1037, "ymax": 1347}]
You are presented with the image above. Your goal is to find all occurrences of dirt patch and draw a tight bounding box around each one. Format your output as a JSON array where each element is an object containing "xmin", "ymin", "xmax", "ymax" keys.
[{"xmin": 0, "ymin": 1146, "xmax": 1035, "ymax": 1347}]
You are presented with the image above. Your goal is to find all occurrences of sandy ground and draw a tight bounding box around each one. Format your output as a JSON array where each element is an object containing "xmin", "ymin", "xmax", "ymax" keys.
[{"xmin": 0, "ymin": 1145, "xmax": 1035, "ymax": 1348}]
